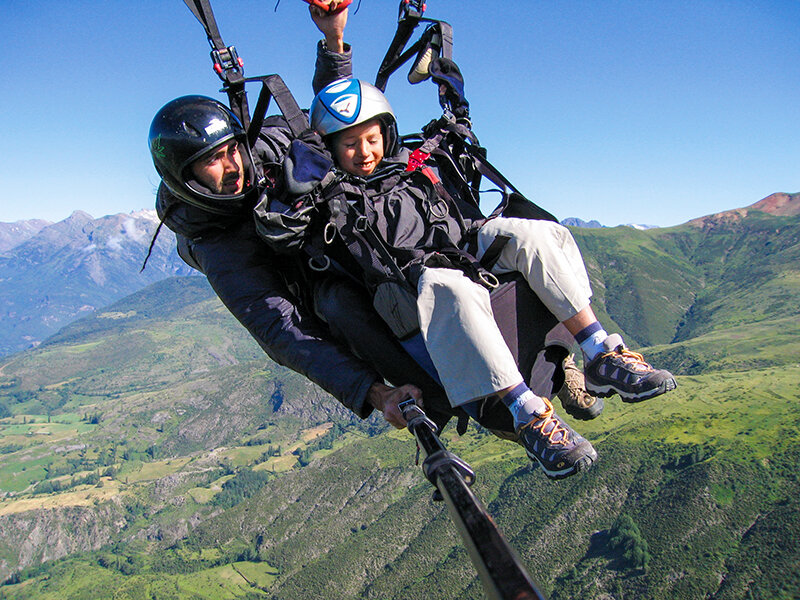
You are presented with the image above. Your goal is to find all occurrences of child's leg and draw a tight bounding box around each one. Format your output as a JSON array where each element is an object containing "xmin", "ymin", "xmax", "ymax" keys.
[
  {"xmin": 476, "ymin": 217, "xmax": 676, "ymax": 401},
  {"xmin": 416, "ymin": 266, "xmax": 596, "ymax": 479}
]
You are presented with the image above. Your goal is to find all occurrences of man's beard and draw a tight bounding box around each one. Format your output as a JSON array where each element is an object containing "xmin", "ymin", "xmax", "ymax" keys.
[{"xmin": 217, "ymin": 171, "xmax": 242, "ymax": 194}]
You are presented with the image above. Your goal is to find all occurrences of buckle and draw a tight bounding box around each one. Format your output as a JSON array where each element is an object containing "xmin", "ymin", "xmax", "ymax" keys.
[
  {"xmin": 210, "ymin": 46, "xmax": 243, "ymax": 81},
  {"xmin": 406, "ymin": 148, "xmax": 431, "ymax": 172},
  {"xmin": 323, "ymin": 222, "xmax": 337, "ymax": 244},
  {"xmin": 308, "ymin": 255, "xmax": 331, "ymax": 272},
  {"xmin": 478, "ymin": 271, "xmax": 499, "ymax": 289}
]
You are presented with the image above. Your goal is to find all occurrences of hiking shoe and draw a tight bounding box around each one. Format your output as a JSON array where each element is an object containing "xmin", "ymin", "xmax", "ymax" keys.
[
  {"xmin": 517, "ymin": 397, "xmax": 597, "ymax": 480},
  {"xmin": 557, "ymin": 354, "xmax": 604, "ymax": 420},
  {"xmin": 584, "ymin": 334, "xmax": 677, "ymax": 402}
]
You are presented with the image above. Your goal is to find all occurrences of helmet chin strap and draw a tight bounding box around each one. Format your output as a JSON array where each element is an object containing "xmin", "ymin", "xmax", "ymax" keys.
[{"xmin": 185, "ymin": 176, "xmax": 221, "ymax": 197}]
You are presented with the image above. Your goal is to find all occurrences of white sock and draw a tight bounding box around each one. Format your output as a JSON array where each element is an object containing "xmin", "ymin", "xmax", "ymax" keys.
[
  {"xmin": 579, "ymin": 329, "xmax": 609, "ymax": 360},
  {"xmin": 504, "ymin": 385, "xmax": 547, "ymax": 428}
]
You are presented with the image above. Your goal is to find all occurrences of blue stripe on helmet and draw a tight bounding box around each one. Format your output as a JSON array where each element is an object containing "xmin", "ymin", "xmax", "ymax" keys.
[{"xmin": 319, "ymin": 79, "xmax": 362, "ymax": 125}]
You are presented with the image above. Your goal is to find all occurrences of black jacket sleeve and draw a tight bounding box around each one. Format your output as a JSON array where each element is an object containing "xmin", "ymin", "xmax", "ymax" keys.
[
  {"xmin": 313, "ymin": 40, "xmax": 353, "ymax": 95},
  {"xmin": 180, "ymin": 220, "xmax": 379, "ymax": 418}
]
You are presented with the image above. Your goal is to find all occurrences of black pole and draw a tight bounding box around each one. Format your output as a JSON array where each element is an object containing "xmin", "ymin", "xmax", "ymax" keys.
[{"xmin": 399, "ymin": 400, "xmax": 548, "ymax": 600}]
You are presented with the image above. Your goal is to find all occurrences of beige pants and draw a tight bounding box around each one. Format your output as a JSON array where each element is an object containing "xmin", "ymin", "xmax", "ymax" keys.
[
  {"xmin": 417, "ymin": 218, "xmax": 593, "ymax": 406},
  {"xmin": 476, "ymin": 217, "xmax": 592, "ymax": 322}
]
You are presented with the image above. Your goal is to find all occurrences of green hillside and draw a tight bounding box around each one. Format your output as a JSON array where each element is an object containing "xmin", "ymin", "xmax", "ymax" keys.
[
  {"xmin": 1, "ymin": 212, "xmax": 799, "ymax": 599},
  {"xmin": 572, "ymin": 211, "xmax": 800, "ymax": 350}
]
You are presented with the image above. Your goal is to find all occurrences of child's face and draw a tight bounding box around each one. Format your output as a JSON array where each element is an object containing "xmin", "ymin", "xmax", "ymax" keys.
[{"xmin": 333, "ymin": 118, "xmax": 384, "ymax": 177}]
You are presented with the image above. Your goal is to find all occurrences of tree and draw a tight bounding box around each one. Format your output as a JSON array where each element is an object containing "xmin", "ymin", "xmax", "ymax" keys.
[{"xmin": 609, "ymin": 514, "xmax": 651, "ymax": 570}]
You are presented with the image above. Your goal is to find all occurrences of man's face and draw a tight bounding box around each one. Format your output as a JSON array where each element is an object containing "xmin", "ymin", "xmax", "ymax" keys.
[
  {"xmin": 190, "ymin": 141, "xmax": 244, "ymax": 195},
  {"xmin": 333, "ymin": 119, "xmax": 384, "ymax": 177}
]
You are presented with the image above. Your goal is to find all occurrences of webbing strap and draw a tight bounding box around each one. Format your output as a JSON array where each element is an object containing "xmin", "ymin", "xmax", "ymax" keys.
[
  {"xmin": 405, "ymin": 132, "xmax": 444, "ymax": 174},
  {"xmin": 375, "ymin": 8, "xmax": 454, "ymax": 93},
  {"xmin": 405, "ymin": 125, "xmax": 479, "ymax": 238},
  {"xmin": 406, "ymin": 129, "xmax": 446, "ymax": 169},
  {"xmin": 184, "ymin": 0, "xmax": 225, "ymax": 50},
  {"xmin": 404, "ymin": 111, "xmax": 558, "ymax": 225},
  {"xmin": 328, "ymin": 182, "xmax": 413, "ymax": 289},
  {"xmin": 246, "ymin": 74, "xmax": 309, "ymax": 147},
  {"xmin": 182, "ymin": 0, "xmax": 250, "ymax": 127},
  {"xmin": 478, "ymin": 234, "xmax": 511, "ymax": 271},
  {"xmin": 464, "ymin": 145, "xmax": 559, "ymax": 223}
]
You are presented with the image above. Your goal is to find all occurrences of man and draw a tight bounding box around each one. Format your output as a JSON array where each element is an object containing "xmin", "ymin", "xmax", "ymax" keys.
[{"xmin": 150, "ymin": 7, "xmax": 605, "ymax": 479}]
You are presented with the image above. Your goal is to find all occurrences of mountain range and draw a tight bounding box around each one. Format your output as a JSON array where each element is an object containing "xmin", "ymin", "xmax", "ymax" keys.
[
  {"xmin": 0, "ymin": 191, "xmax": 799, "ymax": 599},
  {"xmin": 0, "ymin": 210, "xmax": 194, "ymax": 356},
  {"xmin": 1, "ymin": 192, "xmax": 796, "ymax": 359}
]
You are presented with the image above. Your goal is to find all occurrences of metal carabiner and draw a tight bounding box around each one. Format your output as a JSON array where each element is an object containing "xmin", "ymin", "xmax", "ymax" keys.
[
  {"xmin": 478, "ymin": 271, "xmax": 499, "ymax": 289},
  {"xmin": 323, "ymin": 222, "xmax": 337, "ymax": 245},
  {"xmin": 355, "ymin": 215, "xmax": 369, "ymax": 232},
  {"xmin": 428, "ymin": 199, "xmax": 449, "ymax": 220},
  {"xmin": 308, "ymin": 255, "xmax": 331, "ymax": 272}
]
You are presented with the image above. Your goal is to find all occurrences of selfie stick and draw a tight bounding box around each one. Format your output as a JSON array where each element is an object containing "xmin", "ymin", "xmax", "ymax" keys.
[{"xmin": 398, "ymin": 399, "xmax": 547, "ymax": 600}]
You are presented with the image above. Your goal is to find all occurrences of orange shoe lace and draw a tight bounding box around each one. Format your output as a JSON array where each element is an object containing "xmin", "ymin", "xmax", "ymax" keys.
[
  {"xmin": 604, "ymin": 347, "xmax": 653, "ymax": 373},
  {"xmin": 519, "ymin": 397, "xmax": 571, "ymax": 445}
]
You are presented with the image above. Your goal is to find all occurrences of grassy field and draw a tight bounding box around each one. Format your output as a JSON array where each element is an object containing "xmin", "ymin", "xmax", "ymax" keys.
[
  {"xmin": 1, "ymin": 213, "xmax": 799, "ymax": 598},
  {"xmin": 2, "ymin": 361, "xmax": 799, "ymax": 598}
]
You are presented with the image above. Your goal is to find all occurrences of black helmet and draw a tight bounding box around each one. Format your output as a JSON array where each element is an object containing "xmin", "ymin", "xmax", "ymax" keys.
[{"xmin": 149, "ymin": 95, "xmax": 257, "ymax": 215}]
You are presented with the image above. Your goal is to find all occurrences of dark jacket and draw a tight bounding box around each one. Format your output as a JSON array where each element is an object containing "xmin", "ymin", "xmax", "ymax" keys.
[
  {"xmin": 156, "ymin": 42, "xmax": 383, "ymax": 418},
  {"xmin": 176, "ymin": 214, "xmax": 380, "ymax": 417},
  {"xmin": 322, "ymin": 148, "xmax": 486, "ymax": 293}
]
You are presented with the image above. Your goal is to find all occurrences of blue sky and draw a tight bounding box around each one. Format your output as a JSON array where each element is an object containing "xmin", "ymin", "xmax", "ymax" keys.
[{"xmin": 3, "ymin": 0, "xmax": 798, "ymax": 227}]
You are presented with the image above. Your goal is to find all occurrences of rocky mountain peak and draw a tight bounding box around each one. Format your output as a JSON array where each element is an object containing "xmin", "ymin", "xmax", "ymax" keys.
[
  {"xmin": 0, "ymin": 219, "xmax": 52, "ymax": 253},
  {"xmin": 0, "ymin": 210, "xmax": 195, "ymax": 356},
  {"xmin": 688, "ymin": 192, "xmax": 800, "ymax": 229},
  {"xmin": 747, "ymin": 192, "xmax": 800, "ymax": 217}
]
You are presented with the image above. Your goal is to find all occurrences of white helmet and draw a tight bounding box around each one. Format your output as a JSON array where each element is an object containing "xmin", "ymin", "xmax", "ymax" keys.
[{"xmin": 310, "ymin": 79, "xmax": 399, "ymax": 155}]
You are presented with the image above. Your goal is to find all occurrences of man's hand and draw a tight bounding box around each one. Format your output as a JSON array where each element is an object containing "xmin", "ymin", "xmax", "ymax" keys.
[
  {"xmin": 367, "ymin": 382, "xmax": 423, "ymax": 429},
  {"xmin": 309, "ymin": 2, "xmax": 348, "ymax": 54}
]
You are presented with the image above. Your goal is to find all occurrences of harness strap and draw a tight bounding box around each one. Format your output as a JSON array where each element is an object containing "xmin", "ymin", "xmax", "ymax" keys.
[
  {"xmin": 375, "ymin": 2, "xmax": 454, "ymax": 93},
  {"xmin": 375, "ymin": 3, "xmax": 425, "ymax": 91},
  {"xmin": 327, "ymin": 182, "xmax": 415, "ymax": 290},
  {"xmin": 405, "ymin": 129, "xmax": 472, "ymax": 237},
  {"xmin": 246, "ymin": 74, "xmax": 309, "ymax": 147},
  {"xmin": 477, "ymin": 234, "xmax": 511, "ymax": 271},
  {"xmin": 414, "ymin": 162, "xmax": 470, "ymax": 238},
  {"xmin": 405, "ymin": 125, "xmax": 447, "ymax": 172},
  {"xmin": 409, "ymin": 116, "xmax": 481, "ymax": 211},
  {"xmin": 471, "ymin": 150, "xmax": 558, "ymax": 223},
  {"xmin": 183, "ymin": 0, "xmax": 250, "ymax": 127},
  {"xmin": 184, "ymin": 0, "xmax": 225, "ymax": 50}
]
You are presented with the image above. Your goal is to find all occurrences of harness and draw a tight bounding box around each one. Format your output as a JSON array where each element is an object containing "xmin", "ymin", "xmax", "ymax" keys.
[
  {"xmin": 183, "ymin": 0, "xmax": 250, "ymax": 127},
  {"xmin": 164, "ymin": 0, "xmax": 565, "ymax": 447},
  {"xmin": 175, "ymin": 0, "xmax": 560, "ymax": 344}
]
